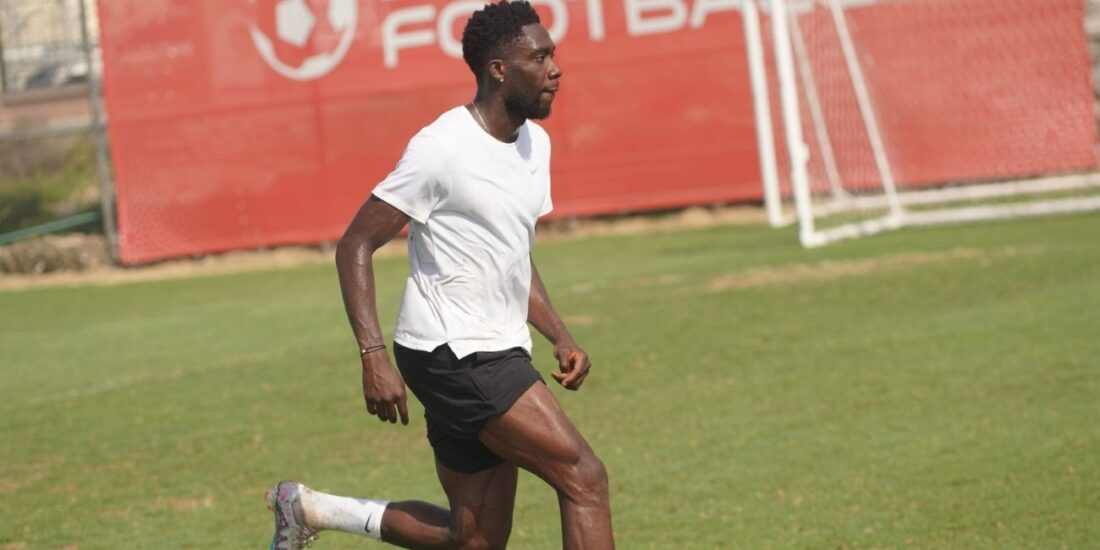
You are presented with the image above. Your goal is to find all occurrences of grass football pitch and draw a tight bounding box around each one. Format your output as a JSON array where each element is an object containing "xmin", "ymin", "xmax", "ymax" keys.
[{"xmin": 1, "ymin": 214, "xmax": 1098, "ymax": 549}]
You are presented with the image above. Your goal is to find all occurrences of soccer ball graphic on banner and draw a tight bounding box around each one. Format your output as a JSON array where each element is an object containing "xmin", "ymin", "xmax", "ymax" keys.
[{"xmin": 248, "ymin": 0, "xmax": 358, "ymax": 81}]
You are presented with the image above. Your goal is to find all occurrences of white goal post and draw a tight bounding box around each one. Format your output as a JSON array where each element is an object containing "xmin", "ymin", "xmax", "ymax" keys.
[{"xmin": 747, "ymin": 0, "xmax": 1100, "ymax": 247}]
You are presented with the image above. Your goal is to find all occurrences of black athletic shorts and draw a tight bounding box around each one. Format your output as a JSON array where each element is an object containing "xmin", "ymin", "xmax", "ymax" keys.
[{"xmin": 393, "ymin": 343, "xmax": 544, "ymax": 473}]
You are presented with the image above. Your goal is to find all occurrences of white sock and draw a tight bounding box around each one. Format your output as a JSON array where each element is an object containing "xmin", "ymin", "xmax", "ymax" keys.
[{"xmin": 300, "ymin": 486, "xmax": 388, "ymax": 541}]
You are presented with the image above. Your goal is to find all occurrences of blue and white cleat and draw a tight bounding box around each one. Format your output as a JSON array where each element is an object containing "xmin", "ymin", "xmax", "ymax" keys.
[{"xmin": 266, "ymin": 481, "xmax": 320, "ymax": 549}]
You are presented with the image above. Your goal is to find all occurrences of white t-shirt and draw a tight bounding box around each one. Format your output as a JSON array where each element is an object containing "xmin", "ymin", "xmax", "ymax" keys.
[{"xmin": 371, "ymin": 106, "xmax": 553, "ymax": 359}]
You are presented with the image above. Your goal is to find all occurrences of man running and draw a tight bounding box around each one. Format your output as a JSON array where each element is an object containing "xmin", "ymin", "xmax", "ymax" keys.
[{"xmin": 266, "ymin": 2, "xmax": 614, "ymax": 548}]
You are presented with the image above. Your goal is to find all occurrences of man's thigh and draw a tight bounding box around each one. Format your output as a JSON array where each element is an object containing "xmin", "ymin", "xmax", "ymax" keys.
[
  {"xmin": 478, "ymin": 383, "xmax": 593, "ymax": 482},
  {"xmin": 436, "ymin": 460, "xmax": 518, "ymax": 547}
]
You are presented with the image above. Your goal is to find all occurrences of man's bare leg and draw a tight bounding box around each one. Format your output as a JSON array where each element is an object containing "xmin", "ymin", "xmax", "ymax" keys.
[
  {"xmin": 288, "ymin": 461, "xmax": 516, "ymax": 549},
  {"xmin": 479, "ymin": 383, "xmax": 614, "ymax": 549},
  {"xmin": 379, "ymin": 461, "xmax": 518, "ymax": 549}
]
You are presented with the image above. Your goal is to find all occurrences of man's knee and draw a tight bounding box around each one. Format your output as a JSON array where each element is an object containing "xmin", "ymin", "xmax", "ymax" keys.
[
  {"xmin": 447, "ymin": 529, "xmax": 506, "ymax": 550},
  {"xmin": 447, "ymin": 511, "xmax": 509, "ymax": 550},
  {"xmin": 559, "ymin": 450, "xmax": 609, "ymax": 506}
]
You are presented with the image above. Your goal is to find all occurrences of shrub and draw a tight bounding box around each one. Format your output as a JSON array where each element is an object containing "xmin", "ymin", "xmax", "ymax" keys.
[{"xmin": 0, "ymin": 136, "xmax": 100, "ymax": 234}]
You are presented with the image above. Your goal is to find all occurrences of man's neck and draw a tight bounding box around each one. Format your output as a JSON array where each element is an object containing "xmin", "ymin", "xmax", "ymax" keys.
[{"xmin": 472, "ymin": 93, "xmax": 523, "ymax": 143}]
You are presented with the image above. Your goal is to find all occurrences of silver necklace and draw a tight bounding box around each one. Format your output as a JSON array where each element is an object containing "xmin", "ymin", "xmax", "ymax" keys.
[
  {"xmin": 472, "ymin": 102, "xmax": 518, "ymax": 142},
  {"xmin": 472, "ymin": 102, "xmax": 489, "ymax": 133}
]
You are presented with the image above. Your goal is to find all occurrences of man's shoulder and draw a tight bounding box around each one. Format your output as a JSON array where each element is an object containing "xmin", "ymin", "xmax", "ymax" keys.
[
  {"xmin": 416, "ymin": 106, "xmax": 468, "ymax": 145},
  {"xmin": 400, "ymin": 109, "xmax": 467, "ymax": 166}
]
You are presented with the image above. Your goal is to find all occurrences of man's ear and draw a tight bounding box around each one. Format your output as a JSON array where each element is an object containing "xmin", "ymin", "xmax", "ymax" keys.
[{"xmin": 488, "ymin": 59, "xmax": 506, "ymax": 83}]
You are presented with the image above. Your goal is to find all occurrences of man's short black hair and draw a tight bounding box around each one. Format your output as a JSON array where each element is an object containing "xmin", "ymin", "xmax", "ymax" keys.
[{"xmin": 461, "ymin": 1, "xmax": 541, "ymax": 79}]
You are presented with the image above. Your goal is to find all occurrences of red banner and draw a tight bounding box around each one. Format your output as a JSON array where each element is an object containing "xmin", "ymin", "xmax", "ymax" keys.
[{"xmin": 97, "ymin": 0, "xmax": 1095, "ymax": 264}]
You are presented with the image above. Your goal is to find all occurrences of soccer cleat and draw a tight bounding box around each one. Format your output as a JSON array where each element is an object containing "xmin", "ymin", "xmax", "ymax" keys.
[{"xmin": 266, "ymin": 480, "xmax": 320, "ymax": 549}]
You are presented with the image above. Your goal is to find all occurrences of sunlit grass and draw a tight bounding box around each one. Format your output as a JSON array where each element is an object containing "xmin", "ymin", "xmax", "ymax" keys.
[{"xmin": 2, "ymin": 214, "xmax": 1098, "ymax": 548}]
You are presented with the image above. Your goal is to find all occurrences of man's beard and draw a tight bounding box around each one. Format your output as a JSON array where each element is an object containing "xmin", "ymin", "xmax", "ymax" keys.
[{"xmin": 504, "ymin": 90, "xmax": 552, "ymax": 121}]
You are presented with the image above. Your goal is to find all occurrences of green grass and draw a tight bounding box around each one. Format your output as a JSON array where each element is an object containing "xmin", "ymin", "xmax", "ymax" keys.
[{"xmin": 2, "ymin": 214, "xmax": 1098, "ymax": 549}]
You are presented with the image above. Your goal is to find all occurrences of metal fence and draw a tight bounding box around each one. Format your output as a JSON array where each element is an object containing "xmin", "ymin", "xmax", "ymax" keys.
[
  {"xmin": 0, "ymin": 0, "xmax": 115, "ymax": 257},
  {"xmin": 0, "ymin": 0, "xmax": 98, "ymax": 93}
]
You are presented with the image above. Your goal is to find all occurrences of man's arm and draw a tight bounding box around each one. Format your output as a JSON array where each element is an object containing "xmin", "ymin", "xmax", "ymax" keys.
[
  {"xmin": 336, "ymin": 195, "xmax": 411, "ymax": 424},
  {"xmin": 529, "ymin": 259, "xmax": 592, "ymax": 390}
]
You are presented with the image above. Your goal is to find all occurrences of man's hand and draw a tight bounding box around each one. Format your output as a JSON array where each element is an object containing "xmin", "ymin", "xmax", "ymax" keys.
[
  {"xmin": 550, "ymin": 342, "xmax": 591, "ymax": 390},
  {"xmin": 361, "ymin": 351, "xmax": 410, "ymax": 424},
  {"xmin": 529, "ymin": 259, "xmax": 591, "ymax": 391}
]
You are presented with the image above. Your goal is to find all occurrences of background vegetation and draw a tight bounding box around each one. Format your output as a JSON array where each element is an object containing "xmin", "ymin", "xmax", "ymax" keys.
[{"xmin": 0, "ymin": 135, "xmax": 99, "ymax": 234}]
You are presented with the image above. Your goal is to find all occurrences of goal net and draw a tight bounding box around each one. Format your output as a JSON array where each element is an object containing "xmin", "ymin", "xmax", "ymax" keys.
[{"xmin": 744, "ymin": 0, "xmax": 1100, "ymax": 247}]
